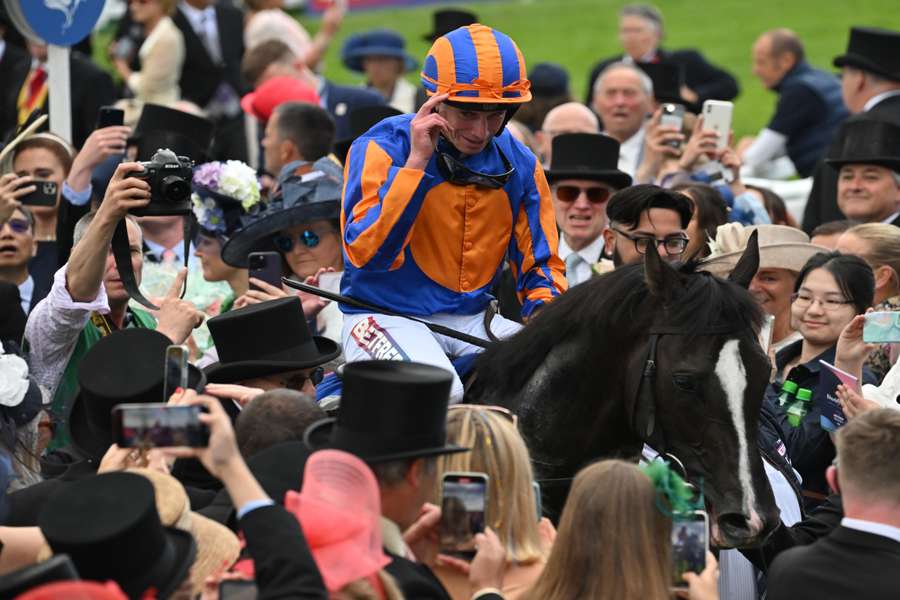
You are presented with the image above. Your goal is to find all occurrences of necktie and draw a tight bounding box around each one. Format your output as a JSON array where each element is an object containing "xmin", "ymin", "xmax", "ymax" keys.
[
  {"xmin": 161, "ymin": 248, "xmax": 178, "ymax": 264},
  {"xmin": 17, "ymin": 65, "xmax": 48, "ymax": 125},
  {"xmin": 565, "ymin": 252, "xmax": 585, "ymax": 286},
  {"xmin": 197, "ymin": 11, "xmax": 223, "ymax": 65}
]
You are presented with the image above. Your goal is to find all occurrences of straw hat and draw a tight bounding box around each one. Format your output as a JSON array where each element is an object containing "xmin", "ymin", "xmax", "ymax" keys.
[
  {"xmin": 699, "ymin": 223, "xmax": 829, "ymax": 277},
  {"xmin": 128, "ymin": 468, "xmax": 242, "ymax": 596}
]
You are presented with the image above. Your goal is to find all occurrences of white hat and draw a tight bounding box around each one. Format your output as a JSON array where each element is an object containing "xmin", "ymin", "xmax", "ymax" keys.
[{"xmin": 699, "ymin": 223, "xmax": 828, "ymax": 276}]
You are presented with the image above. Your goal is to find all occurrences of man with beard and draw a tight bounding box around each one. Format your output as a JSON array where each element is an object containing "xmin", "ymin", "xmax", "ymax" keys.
[{"xmin": 601, "ymin": 184, "xmax": 692, "ymax": 267}]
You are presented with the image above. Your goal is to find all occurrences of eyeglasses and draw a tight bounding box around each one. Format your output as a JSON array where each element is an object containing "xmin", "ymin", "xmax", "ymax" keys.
[
  {"xmin": 2, "ymin": 218, "xmax": 30, "ymax": 235},
  {"xmin": 790, "ymin": 292, "xmax": 854, "ymax": 311},
  {"xmin": 436, "ymin": 143, "xmax": 516, "ymax": 189},
  {"xmin": 282, "ymin": 367, "xmax": 325, "ymax": 389},
  {"xmin": 447, "ymin": 404, "xmax": 518, "ymax": 427},
  {"xmin": 553, "ymin": 185, "xmax": 611, "ymax": 205},
  {"xmin": 611, "ymin": 227, "xmax": 689, "ymax": 256},
  {"xmin": 273, "ymin": 229, "xmax": 334, "ymax": 253}
]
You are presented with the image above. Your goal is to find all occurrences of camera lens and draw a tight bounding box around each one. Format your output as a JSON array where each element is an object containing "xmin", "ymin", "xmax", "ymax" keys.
[{"xmin": 161, "ymin": 176, "xmax": 191, "ymax": 203}]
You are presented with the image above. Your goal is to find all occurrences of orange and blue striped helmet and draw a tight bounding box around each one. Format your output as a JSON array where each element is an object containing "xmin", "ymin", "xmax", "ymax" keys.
[{"xmin": 421, "ymin": 24, "xmax": 532, "ymax": 105}]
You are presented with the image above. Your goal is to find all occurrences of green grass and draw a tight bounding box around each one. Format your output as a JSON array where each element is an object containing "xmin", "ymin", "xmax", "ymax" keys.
[{"xmin": 93, "ymin": 0, "xmax": 900, "ymax": 138}]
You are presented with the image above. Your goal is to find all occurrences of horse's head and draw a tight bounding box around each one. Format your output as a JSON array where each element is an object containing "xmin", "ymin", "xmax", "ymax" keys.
[{"xmin": 628, "ymin": 233, "xmax": 780, "ymax": 548}]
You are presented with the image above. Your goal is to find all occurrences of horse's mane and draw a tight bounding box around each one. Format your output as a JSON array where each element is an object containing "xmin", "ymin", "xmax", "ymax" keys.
[{"xmin": 474, "ymin": 261, "xmax": 764, "ymax": 396}]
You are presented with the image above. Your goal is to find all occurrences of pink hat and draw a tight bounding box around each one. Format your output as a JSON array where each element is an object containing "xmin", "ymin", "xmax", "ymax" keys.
[
  {"xmin": 15, "ymin": 581, "xmax": 127, "ymax": 600},
  {"xmin": 240, "ymin": 76, "xmax": 320, "ymax": 123},
  {"xmin": 284, "ymin": 450, "xmax": 391, "ymax": 592}
]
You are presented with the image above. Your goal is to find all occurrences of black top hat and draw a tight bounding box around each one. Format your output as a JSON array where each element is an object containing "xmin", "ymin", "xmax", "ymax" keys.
[
  {"xmin": 0, "ymin": 555, "xmax": 79, "ymax": 598},
  {"xmin": 424, "ymin": 9, "xmax": 478, "ymax": 41},
  {"xmin": 529, "ymin": 62, "xmax": 570, "ymax": 98},
  {"xmin": 334, "ymin": 105, "xmax": 403, "ymax": 164},
  {"xmin": 68, "ymin": 329, "xmax": 206, "ymax": 460},
  {"xmin": 131, "ymin": 104, "xmax": 215, "ymax": 162},
  {"xmin": 38, "ymin": 472, "xmax": 196, "ymax": 598},
  {"xmin": 221, "ymin": 157, "xmax": 343, "ymax": 268},
  {"xmin": 833, "ymin": 27, "xmax": 900, "ymax": 82},
  {"xmin": 638, "ymin": 62, "xmax": 697, "ymax": 110},
  {"xmin": 304, "ymin": 361, "xmax": 469, "ymax": 463},
  {"xmin": 204, "ymin": 297, "xmax": 340, "ymax": 384},
  {"xmin": 825, "ymin": 118, "xmax": 900, "ymax": 171},
  {"xmin": 545, "ymin": 133, "xmax": 633, "ymax": 189}
]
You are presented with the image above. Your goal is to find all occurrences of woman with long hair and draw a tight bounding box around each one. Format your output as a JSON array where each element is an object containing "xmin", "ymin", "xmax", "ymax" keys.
[
  {"xmin": 433, "ymin": 406, "xmax": 551, "ymax": 599},
  {"xmin": 522, "ymin": 460, "xmax": 717, "ymax": 600}
]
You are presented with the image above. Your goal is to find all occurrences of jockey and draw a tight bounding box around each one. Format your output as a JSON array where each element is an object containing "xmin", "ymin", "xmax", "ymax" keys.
[{"xmin": 340, "ymin": 24, "xmax": 567, "ymax": 401}]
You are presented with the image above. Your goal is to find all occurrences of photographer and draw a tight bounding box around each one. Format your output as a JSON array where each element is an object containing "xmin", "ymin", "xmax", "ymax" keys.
[{"xmin": 25, "ymin": 163, "xmax": 203, "ymax": 451}]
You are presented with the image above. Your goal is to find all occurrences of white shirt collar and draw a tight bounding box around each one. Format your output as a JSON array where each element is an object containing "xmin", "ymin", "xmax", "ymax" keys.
[
  {"xmin": 842, "ymin": 517, "xmax": 900, "ymax": 544},
  {"xmin": 18, "ymin": 275, "xmax": 34, "ymax": 315},
  {"xmin": 179, "ymin": 1, "xmax": 214, "ymax": 28},
  {"xmin": 863, "ymin": 89, "xmax": 900, "ymax": 112},
  {"xmin": 0, "ymin": 40, "xmax": 6, "ymax": 64},
  {"xmin": 615, "ymin": 125, "xmax": 646, "ymax": 177},
  {"xmin": 559, "ymin": 232, "xmax": 605, "ymax": 264},
  {"xmin": 880, "ymin": 211, "xmax": 900, "ymax": 225}
]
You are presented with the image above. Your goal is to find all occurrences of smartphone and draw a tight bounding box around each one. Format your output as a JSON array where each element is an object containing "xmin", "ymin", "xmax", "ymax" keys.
[
  {"xmin": 660, "ymin": 103, "xmax": 685, "ymax": 148},
  {"xmin": 163, "ymin": 345, "xmax": 189, "ymax": 402},
  {"xmin": 19, "ymin": 180, "xmax": 57, "ymax": 207},
  {"xmin": 863, "ymin": 311, "xmax": 900, "ymax": 343},
  {"xmin": 701, "ymin": 100, "xmax": 733, "ymax": 151},
  {"xmin": 219, "ymin": 580, "xmax": 258, "ymax": 600},
  {"xmin": 759, "ymin": 314, "xmax": 775, "ymax": 354},
  {"xmin": 97, "ymin": 106, "xmax": 125, "ymax": 129},
  {"xmin": 248, "ymin": 251, "xmax": 283, "ymax": 291},
  {"xmin": 532, "ymin": 480, "xmax": 542, "ymax": 522},
  {"xmin": 439, "ymin": 472, "xmax": 489, "ymax": 559},
  {"xmin": 670, "ymin": 510, "xmax": 709, "ymax": 589},
  {"xmin": 112, "ymin": 404, "xmax": 209, "ymax": 448}
]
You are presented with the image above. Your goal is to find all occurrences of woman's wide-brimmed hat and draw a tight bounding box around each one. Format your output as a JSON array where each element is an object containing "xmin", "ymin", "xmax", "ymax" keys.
[
  {"xmin": 699, "ymin": 223, "xmax": 828, "ymax": 277},
  {"xmin": 221, "ymin": 157, "xmax": 343, "ymax": 269},
  {"xmin": 342, "ymin": 29, "xmax": 418, "ymax": 73},
  {"xmin": 304, "ymin": 361, "xmax": 469, "ymax": 463},
  {"xmin": 204, "ymin": 296, "xmax": 341, "ymax": 384},
  {"xmin": 191, "ymin": 160, "xmax": 263, "ymax": 238},
  {"xmin": 38, "ymin": 472, "xmax": 196, "ymax": 599}
]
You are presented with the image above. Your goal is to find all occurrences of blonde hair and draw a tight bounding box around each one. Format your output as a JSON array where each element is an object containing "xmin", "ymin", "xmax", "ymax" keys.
[
  {"xmin": 845, "ymin": 223, "xmax": 900, "ymax": 295},
  {"xmin": 522, "ymin": 460, "xmax": 672, "ymax": 600},
  {"xmin": 437, "ymin": 408, "xmax": 545, "ymax": 564},
  {"xmin": 158, "ymin": 0, "xmax": 178, "ymax": 15},
  {"xmin": 836, "ymin": 408, "xmax": 900, "ymax": 501}
]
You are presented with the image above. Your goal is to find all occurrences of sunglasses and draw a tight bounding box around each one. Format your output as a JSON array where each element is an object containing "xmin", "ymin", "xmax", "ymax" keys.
[
  {"xmin": 436, "ymin": 143, "xmax": 516, "ymax": 189},
  {"xmin": 447, "ymin": 404, "xmax": 518, "ymax": 427},
  {"xmin": 282, "ymin": 367, "xmax": 325, "ymax": 389},
  {"xmin": 553, "ymin": 185, "xmax": 611, "ymax": 204},
  {"xmin": 2, "ymin": 218, "xmax": 30, "ymax": 234},
  {"xmin": 273, "ymin": 229, "xmax": 333, "ymax": 253}
]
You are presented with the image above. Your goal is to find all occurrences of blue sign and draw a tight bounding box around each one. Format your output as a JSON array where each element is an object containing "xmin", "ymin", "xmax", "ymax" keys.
[{"xmin": 17, "ymin": 0, "xmax": 105, "ymax": 47}]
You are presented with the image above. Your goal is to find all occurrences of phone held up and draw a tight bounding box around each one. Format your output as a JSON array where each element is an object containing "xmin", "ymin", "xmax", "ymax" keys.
[
  {"xmin": 97, "ymin": 106, "xmax": 125, "ymax": 129},
  {"xmin": 701, "ymin": 100, "xmax": 733, "ymax": 151},
  {"xmin": 19, "ymin": 180, "xmax": 58, "ymax": 207},
  {"xmin": 439, "ymin": 472, "xmax": 489, "ymax": 559},
  {"xmin": 863, "ymin": 311, "xmax": 900, "ymax": 343},
  {"xmin": 660, "ymin": 103, "xmax": 685, "ymax": 148},
  {"xmin": 163, "ymin": 344, "xmax": 189, "ymax": 402},
  {"xmin": 248, "ymin": 251, "xmax": 283, "ymax": 291},
  {"xmin": 111, "ymin": 404, "xmax": 209, "ymax": 448},
  {"xmin": 670, "ymin": 510, "xmax": 709, "ymax": 590}
]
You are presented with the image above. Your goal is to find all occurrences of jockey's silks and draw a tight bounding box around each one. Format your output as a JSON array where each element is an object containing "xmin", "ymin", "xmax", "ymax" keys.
[{"xmin": 341, "ymin": 114, "xmax": 566, "ymax": 319}]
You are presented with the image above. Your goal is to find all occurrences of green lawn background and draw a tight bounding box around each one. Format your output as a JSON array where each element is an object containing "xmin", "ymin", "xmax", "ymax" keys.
[{"xmin": 95, "ymin": 0, "xmax": 900, "ymax": 138}]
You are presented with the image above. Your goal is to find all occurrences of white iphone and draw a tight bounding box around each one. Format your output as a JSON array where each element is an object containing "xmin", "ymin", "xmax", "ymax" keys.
[{"xmin": 701, "ymin": 100, "xmax": 733, "ymax": 151}]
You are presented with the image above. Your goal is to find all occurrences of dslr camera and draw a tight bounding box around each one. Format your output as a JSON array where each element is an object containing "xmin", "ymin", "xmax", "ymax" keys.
[{"xmin": 128, "ymin": 148, "xmax": 194, "ymax": 217}]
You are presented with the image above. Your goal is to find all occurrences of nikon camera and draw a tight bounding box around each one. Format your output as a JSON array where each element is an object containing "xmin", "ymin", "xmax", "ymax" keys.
[{"xmin": 127, "ymin": 149, "xmax": 194, "ymax": 217}]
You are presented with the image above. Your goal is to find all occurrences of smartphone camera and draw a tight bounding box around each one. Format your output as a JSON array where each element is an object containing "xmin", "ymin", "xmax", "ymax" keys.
[
  {"xmin": 660, "ymin": 103, "xmax": 685, "ymax": 148},
  {"xmin": 19, "ymin": 180, "xmax": 58, "ymax": 207},
  {"xmin": 671, "ymin": 511, "xmax": 708, "ymax": 589},
  {"xmin": 163, "ymin": 345, "xmax": 189, "ymax": 402},
  {"xmin": 439, "ymin": 472, "xmax": 489, "ymax": 559}
]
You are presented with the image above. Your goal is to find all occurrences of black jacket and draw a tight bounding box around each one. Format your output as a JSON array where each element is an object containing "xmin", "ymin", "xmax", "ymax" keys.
[
  {"xmin": 802, "ymin": 93, "xmax": 900, "ymax": 233},
  {"xmin": 585, "ymin": 48, "xmax": 739, "ymax": 109},
  {"xmin": 0, "ymin": 42, "xmax": 31, "ymax": 143},
  {"xmin": 172, "ymin": 4, "xmax": 248, "ymax": 109},
  {"xmin": 239, "ymin": 504, "xmax": 327, "ymax": 599},
  {"xmin": 766, "ymin": 525, "xmax": 900, "ymax": 600},
  {"xmin": 384, "ymin": 551, "xmax": 452, "ymax": 600}
]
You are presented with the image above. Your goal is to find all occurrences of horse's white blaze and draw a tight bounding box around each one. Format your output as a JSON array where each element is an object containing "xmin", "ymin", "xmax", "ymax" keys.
[{"xmin": 714, "ymin": 339, "xmax": 759, "ymax": 526}]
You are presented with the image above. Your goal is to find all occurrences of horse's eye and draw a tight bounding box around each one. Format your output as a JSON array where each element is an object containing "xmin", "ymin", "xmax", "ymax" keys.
[{"xmin": 672, "ymin": 373, "xmax": 696, "ymax": 392}]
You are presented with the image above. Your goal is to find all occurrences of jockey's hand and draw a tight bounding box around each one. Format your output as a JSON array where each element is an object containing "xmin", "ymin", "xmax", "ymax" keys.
[{"xmin": 406, "ymin": 93, "xmax": 451, "ymax": 171}]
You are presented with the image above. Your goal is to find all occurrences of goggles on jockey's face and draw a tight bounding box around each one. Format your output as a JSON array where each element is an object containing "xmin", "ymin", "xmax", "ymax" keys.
[{"xmin": 436, "ymin": 142, "xmax": 516, "ymax": 189}]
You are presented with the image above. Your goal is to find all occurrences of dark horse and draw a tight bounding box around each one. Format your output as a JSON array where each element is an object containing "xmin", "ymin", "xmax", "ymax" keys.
[{"xmin": 466, "ymin": 234, "xmax": 780, "ymax": 548}]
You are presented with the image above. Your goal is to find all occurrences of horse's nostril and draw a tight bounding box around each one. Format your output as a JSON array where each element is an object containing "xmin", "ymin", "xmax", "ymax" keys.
[{"xmin": 718, "ymin": 512, "xmax": 751, "ymax": 536}]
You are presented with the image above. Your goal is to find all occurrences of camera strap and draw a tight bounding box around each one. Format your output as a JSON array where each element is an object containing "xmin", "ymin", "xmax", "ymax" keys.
[{"xmin": 111, "ymin": 217, "xmax": 191, "ymax": 311}]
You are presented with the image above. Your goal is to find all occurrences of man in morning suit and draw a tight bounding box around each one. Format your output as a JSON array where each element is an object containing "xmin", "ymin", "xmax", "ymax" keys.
[
  {"xmin": 767, "ymin": 409, "xmax": 900, "ymax": 600},
  {"xmin": 0, "ymin": 9, "xmax": 31, "ymax": 144},
  {"xmin": 584, "ymin": 4, "xmax": 738, "ymax": 110},
  {"xmin": 802, "ymin": 27, "xmax": 900, "ymax": 232}
]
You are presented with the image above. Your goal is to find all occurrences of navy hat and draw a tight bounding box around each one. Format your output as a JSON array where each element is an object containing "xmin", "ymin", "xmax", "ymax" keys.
[
  {"xmin": 424, "ymin": 9, "xmax": 477, "ymax": 41},
  {"xmin": 221, "ymin": 157, "xmax": 343, "ymax": 268},
  {"xmin": 826, "ymin": 118, "xmax": 900, "ymax": 171},
  {"xmin": 342, "ymin": 29, "xmax": 418, "ymax": 73},
  {"xmin": 833, "ymin": 27, "xmax": 900, "ymax": 82},
  {"xmin": 529, "ymin": 63, "xmax": 570, "ymax": 98}
]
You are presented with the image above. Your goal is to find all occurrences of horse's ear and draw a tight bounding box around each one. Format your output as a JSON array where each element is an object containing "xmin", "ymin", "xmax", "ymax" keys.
[
  {"xmin": 728, "ymin": 230, "xmax": 760, "ymax": 289},
  {"xmin": 644, "ymin": 244, "xmax": 681, "ymax": 301}
]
